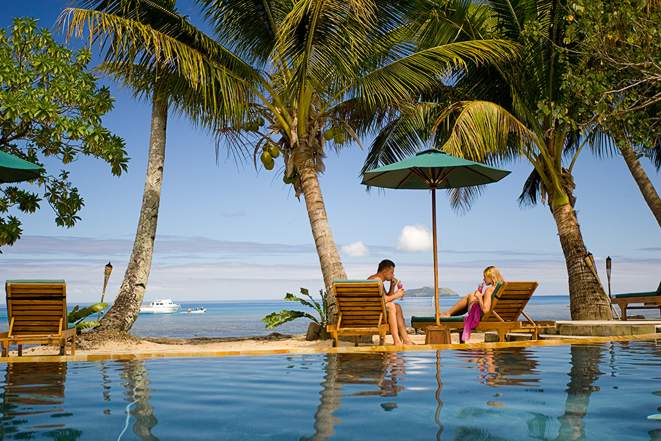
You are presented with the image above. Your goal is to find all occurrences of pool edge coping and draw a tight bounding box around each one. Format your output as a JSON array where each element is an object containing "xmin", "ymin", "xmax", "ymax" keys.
[{"xmin": 0, "ymin": 333, "xmax": 659, "ymax": 363}]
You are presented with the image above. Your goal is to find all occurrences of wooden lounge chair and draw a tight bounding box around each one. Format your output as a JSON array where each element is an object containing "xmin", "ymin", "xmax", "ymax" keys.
[
  {"xmin": 326, "ymin": 280, "xmax": 390, "ymax": 347},
  {"xmin": 610, "ymin": 281, "xmax": 661, "ymax": 320},
  {"xmin": 1, "ymin": 280, "xmax": 76, "ymax": 357},
  {"xmin": 411, "ymin": 281, "xmax": 542, "ymax": 342}
]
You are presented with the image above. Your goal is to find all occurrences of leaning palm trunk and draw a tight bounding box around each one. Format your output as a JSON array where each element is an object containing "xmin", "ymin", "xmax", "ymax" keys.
[
  {"xmin": 619, "ymin": 143, "xmax": 661, "ymax": 228},
  {"xmin": 99, "ymin": 90, "xmax": 168, "ymax": 332},
  {"xmin": 123, "ymin": 361, "xmax": 159, "ymax": 441},
  {"xmin": 298, "ymin": 162, "xmax": 347, "ymax": 320},
  {"xmin": 552, "ymin": 203, "xmax": 612, "ymax": 320},
  {"xmin": 310, "ymin": 353, "xmax": 341, "ymax": 441},
  {"xmin": 555, "ymin": 345, "xmax": 603, "ymax": 441}
]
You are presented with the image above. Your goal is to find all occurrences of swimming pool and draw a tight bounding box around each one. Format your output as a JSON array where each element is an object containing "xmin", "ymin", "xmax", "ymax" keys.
[{"xmin": 1, "ymin": 341, "xmax": 659, "ymax": 440}]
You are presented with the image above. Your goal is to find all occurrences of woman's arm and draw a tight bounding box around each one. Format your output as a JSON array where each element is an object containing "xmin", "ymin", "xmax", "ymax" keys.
[{"xmin": 477, "ymin": 287, "xmax": 494, "ymax": 313}]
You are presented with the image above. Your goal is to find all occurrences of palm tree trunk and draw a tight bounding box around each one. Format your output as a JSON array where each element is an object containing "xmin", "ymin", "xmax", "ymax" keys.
[
  {"xmin": 310, "ymin": 353, "xmax": 340, "ymax": 440},
  {"xmin": 620, "ymin": 142, "xmax": 661, "ymax": 228},
  {"xmin": 298, "ymin": 162, "xmax": 347, "ymax": 320},
  {"xmin": 551, "ymin": 203, "xmax": 612, "ymax": 320},
  {"xmin": 555, "ymin": 345, "xmax": 603, "ymax": 441},
  {"xmin": 99, "ymin": 90, "xmax": 168, "ymax": 332},
  {"xmin": 124, "ymin": 361, "xmax": 160, "ymax": 441}
]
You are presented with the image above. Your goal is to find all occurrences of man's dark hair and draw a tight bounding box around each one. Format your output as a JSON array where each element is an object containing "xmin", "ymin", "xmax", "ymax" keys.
[{"xmin": 377, "ymin": 259, "xmax": 396, "ymax": 272}]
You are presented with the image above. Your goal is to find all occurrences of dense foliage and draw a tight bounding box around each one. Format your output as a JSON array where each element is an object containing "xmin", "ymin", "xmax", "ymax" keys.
[
  {"xmin": 564, "ymin": 0, "xmax": 660, "ymax": 158},
  {"xmin": 0, "ymin": 18, "xmax": 127, "ymax": 248}
]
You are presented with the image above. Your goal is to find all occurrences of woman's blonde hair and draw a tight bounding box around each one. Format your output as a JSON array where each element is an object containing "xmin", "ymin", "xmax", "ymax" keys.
[{"xmin": 483, "ymin": 266, "xmax": 504, "ymax": 284}]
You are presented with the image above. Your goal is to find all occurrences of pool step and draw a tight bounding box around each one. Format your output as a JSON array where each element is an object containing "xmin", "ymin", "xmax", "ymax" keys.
[
  {"xmin": 554, "ymin": 320, "xmax": 661, "ymax": 337},
  {"xmin": 483, "ymin": 322, "xmax": 661, "ymax": 343}
]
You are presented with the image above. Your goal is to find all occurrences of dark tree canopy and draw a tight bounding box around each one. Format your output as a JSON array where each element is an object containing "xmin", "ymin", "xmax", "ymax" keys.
[
  {"xmin": 564, "ymin": 0, "xmax": 660, "ymax": 155},
  {"xmin": 0, "ymin": 18, "xmax": 128, "ymax": 248}
]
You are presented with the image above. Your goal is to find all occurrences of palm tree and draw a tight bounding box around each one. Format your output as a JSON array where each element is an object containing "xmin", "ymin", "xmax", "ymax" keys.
[
  {"xmin": 192, "ymin": 0, "xmax": 517, "ymax": 319},
  {"xmin": 61, "ymin": 0, "xmax": 252, "ymax": 332},
  {"xmin": 64, "ymin": 0, "xmax": 517, "ymax": 327},
  {"xmin": 616, "ymin": 140, "xmax": 661, "ymax": 228},
  {"xmin": 365, "ymin": 0, "xmax": 613, "ymax": 320}
]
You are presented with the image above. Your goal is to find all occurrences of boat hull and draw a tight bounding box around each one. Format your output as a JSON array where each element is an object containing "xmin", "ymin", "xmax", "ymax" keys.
[{"xmin": 139, "ymin": 306, "xmax": 180, "ymax": 314}]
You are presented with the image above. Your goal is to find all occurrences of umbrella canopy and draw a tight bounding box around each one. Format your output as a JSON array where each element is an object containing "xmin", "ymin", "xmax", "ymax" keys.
[
  {"xmin": 0, "ymin": 151, "xmax": 43, "ymax": 183},
  {"xmin": 361, "ymin": 149, "xmax": 510, "ymax": 325},
  {"xmin": 362, "ymin": 149, "xmax": 510, "ymax": 189}
]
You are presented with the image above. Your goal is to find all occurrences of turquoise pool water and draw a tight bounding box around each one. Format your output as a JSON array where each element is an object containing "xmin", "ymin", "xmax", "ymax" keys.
[{"xmin": 1, "ymin": 341, "xmax": 659, "ymax": 440}]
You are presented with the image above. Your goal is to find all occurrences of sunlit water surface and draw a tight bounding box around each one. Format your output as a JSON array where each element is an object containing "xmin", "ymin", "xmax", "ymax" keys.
[{"xmin": 1, "ymin": 341, "xmax": 659, "ymax": 440}]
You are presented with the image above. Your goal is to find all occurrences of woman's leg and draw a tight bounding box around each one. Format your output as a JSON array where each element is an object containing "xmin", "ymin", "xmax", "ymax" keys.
[
  {"xmin": 395, "ymin": 304, "xmax": 415, "ymax": 344},
  {"xmin": 441, "ymin": 294, "xmax": 472, "ymax": 317},
  {"xmin": 386, "ymin": 302, "xmax": 402, "ymax": 345}
]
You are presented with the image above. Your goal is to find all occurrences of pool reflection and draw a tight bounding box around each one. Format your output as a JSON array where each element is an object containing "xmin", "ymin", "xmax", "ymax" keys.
[
  {"xmin": 307, "ymin": 353, "xmax": 407, "ymax": 440},
  {"xmin": 0, "ymin": 362, "xmax": 81, "ymax": 440},
  {"xmin": 0, "ymin": 343, "xmax": 658, "ymax": 441},
  {"xmin": 121, "ymin": 361, "xmax": 160, "ymax": 441}
]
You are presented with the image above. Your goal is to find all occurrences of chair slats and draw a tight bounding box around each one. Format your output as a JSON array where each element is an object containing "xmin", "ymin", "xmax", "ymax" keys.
[
  {"xmin": 328, "ymin": 280, "xmax": 389, "ymax": 347},
  {"xmin": 3, "ymin": 280, "xmax": 76, "ymax": 356}
]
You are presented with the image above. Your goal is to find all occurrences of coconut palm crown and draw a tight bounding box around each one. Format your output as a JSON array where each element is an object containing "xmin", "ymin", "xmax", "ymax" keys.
[{"xmin": 62, "ymin": 0, "xmax": 518, "ymax": 326}]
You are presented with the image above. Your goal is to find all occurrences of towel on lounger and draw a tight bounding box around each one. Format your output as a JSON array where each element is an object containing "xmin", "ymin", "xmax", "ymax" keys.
[{"xmin": 462, "ymin": 303, "xmax": 482, "ymax": 342}]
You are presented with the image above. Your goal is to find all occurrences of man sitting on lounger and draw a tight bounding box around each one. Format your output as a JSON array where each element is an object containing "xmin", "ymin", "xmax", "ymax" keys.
[{"xmin": 368, "ymin": 259, "xmax": 415, "ymax": 345}]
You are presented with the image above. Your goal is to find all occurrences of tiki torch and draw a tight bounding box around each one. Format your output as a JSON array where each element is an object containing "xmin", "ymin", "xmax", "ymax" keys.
[
  {"xmin": 606, "ymin": 256, "xmax": 619, "ymax": 319},
  {"xmin": 101, "ymin": 262, "xmax": 113, "ymax": 304},
  {"xmin": 606, "ymin": 256, "xmax": 612, "ymax": 297}
]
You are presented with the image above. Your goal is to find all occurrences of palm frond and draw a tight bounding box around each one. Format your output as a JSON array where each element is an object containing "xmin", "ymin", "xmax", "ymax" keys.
[
  {"xmin": 262, "ymin": 310, "xmax": 318, "ymax": 329},
  {"xmin": 195, "ymin": 0, "xmax": 289, "ymax": 64},
  {"xmin": 643, "ymin": 140, "xmax": 661, "ymax": 170},
  {"xmin": 413, "ymin": 0, "xmax": 496, "ymax": 47},
  {"xmin": 436, "ymin": 100, "xmax": 538, "ymax": 165},
  {"xmin": 60, "ymin": 6, "xmax": 258, "ymax": 89},
  {"xmin": 361, "ymin": 102, "xmax": 442, "ymax": 173},
  {"xmin": 448, "ymin": 184, "xmax": 486, "ymax": 213},
  {"xmin": 518, "ymin": 168, "xmax": 543, "ymax": 206},
  {"xmin": 487, "ymin": 0, "xmax": 543, "ymax": 39},
  {"xmin": 586, "ymin": 129, "xmax": 617, "ymax": 159},
  {"xmin": 356, "ymin": 39, "xmax": 519, "ymax": 109}
]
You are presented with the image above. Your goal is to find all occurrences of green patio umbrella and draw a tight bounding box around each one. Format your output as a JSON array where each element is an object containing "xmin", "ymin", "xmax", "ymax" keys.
[
  {"xmin": 0, "ymin": 150, "xmax": 43, "ymax": 183},
  {"xmin": 361, "ymin": 149, "xmax": 510, "ymax": 325}
]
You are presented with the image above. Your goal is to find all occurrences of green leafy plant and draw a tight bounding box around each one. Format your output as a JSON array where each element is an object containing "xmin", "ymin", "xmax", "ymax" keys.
[
  {"xmin": 0, "ymin": 18, "xmax": 128, "ymax": 249},
  {"xmin": 262, "ymin": 288, "xmax": 328, "ymax": 333},
  {"xmin": 67, "ymin": 302, "xmax": 108, "ymax": 331}
]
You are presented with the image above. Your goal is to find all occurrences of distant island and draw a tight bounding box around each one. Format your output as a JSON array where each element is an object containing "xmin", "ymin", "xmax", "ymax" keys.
[{"xmin": 405, "ymin": 286, "xmax": 458, "ymax": 297}]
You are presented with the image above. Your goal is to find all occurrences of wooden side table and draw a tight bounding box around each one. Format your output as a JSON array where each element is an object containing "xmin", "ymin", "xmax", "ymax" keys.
[{"xmin": 425, "ymin": 326, "xmax": 451, "ymax": 344}]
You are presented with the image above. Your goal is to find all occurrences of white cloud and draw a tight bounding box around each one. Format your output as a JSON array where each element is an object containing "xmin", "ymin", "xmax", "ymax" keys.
[
  {"xmin": 341, "ymin": 241, "xmax": 369, "ymax": 257},
  {"xmin": 398, "ymin": 225, "xmax": 433, "ymax": 252}
]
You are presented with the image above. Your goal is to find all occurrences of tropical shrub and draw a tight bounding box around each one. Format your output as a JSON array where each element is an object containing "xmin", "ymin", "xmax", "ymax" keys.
[
  {"xmin": 262, "ymin": 288, "xmax": 329, "ymax": 340},
  {"xmin": 68, "ymin": 302, "xmax": 108, "ymax": 331}
]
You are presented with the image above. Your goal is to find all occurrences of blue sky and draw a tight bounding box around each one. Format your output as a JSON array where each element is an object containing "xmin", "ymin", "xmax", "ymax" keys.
[{"xmin": 1, "ymin": 1, "xmax": 659, "ymax": 303}]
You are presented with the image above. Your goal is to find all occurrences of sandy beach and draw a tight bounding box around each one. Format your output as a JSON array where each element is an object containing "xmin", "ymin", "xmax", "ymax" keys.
[{"xmin": 8, "ymin": 333, "xmax": 430, "ymax": 358}]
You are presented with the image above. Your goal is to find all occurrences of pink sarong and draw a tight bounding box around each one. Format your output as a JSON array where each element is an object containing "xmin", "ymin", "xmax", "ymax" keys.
[{"xmin": 462, "ymin": 303, "xmax": 482, "ymax": 342}]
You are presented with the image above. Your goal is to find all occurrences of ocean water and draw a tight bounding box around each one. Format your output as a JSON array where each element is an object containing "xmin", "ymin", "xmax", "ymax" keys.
[
  {"xmin": 3, "ymin": 295, "xmax": 656, "ymax": 339},
  {"xmin": 0, "ymin": 296, "xmax": 573, "ymax": 338},
  {"xmin": 131, "ymin": 296, "xmax": 572, "ymax": 338},
  {"xmin": 1, "ymin": 341, "xmax": 660, "ymax": 440}
]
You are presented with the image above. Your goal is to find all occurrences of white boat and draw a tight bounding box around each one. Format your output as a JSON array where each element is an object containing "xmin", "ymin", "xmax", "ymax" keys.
[
  {"xmin": 183, "ymin": 307, "xmax": 207, "ymax": 314},
  {"xmin": 139, "ymin": 299, "xmax": 180, "ymax": 314}
]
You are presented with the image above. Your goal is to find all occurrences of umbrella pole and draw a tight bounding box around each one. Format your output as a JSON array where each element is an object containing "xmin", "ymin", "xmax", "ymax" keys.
[{"xmin": 432, "ymin": 188, "xmax": 440, "ymax": 325}]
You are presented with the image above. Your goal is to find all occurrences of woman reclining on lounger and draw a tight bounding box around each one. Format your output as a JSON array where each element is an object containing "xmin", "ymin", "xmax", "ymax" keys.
[{"xmin": 440, "ymin": 266, "xmax": 504, "ymax": 318}]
